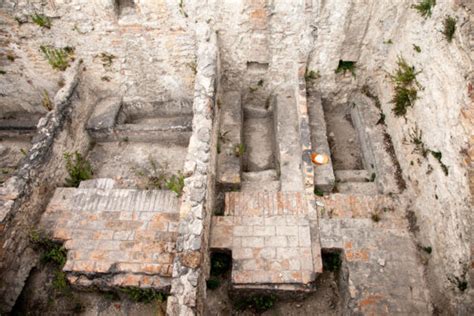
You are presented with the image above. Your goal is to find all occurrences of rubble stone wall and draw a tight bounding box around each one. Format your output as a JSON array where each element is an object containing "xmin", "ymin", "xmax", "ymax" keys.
[
  {"xmin": 0, "ymin": 60, "xmax": 101, "ymax": 312},
  {"xmin": 167, "ymin": 22, "xmax": 218, "ymax": 316}
]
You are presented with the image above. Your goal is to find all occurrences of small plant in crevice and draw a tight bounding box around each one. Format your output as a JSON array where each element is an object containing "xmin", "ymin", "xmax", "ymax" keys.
[
  {"xmin": 52, "ymin": 270, "xmax": 69, "ymax": 293},
  {"xmin": 383, "ymin": 39, "xmax": 393, "ymax": 44},
  {"xmin": 121, "ymin": 287, "xmax": 167, "ymax": 303},
  {"xmin": 165, "ymin": 172, "xmax": 185, "ymax": 197},
  {"xmin": 305, "ymin": 69, "xmax": 320, "ymax": 83},
  {"xmin": 188, "ymin": 61, "xmax": 197, "ymax": 74},
  {"xmin": 442, "ymin": 16, "xmax": 456, "ymax": 43},
  {"xmin": 335, "ymin": 60, "xmax": 356, "ymax": 77},
  {"xmin": 30, "ymin": 230, "xmax": 67, "ymax": 267},
  {"xmin": 40, "ymin": 45, "xmax": 75, "ymax": 71},
  {"xmin": 64, "ymin": 151, "xmax": 93, "ymax": 187},
  {"xmin": 7, "ymin": 53, "xmax": 15, "ymax": 62},
  {"xmin": 430, "ymin": 150, "xmax": 448, "ymax": 176},
  {"xmin": 178, "ymin": 0, "xmax": 188, "ymax": 18},
  {"xmin": 412, "ymin": 0, "xmax": 436, "ymax": 18},
  {"xmin": 235, "ymin": 295, "xmax": 277, "ymax": 313},
  {"xmin": 41, "ymin": 90, "xmax": 53, "ymax": 111},
  {"xmin": 97, "ymin": 52, "xmax": 116, "ymax": 69},
  {"xmin": 409, "ymin": 126, "xmax": 429, "ymax": 158},
  {"xmin": 0, "ymin": 70, "xmax": 6, "ymax": 75},
  {"xmin": 101, "ymin": 75, "xmax": 112, "ymax": 82},
  {"xmin": 413, "ymin": 44, "xmax": 422, "ymax": 53},
  {"xmin": 376, "ymin": 112, "xmax": 385, "ymax": 125},
  {"xmin": 133, "ymin": 157, "xmax": 186, "ymax": 192},
  {"xmin": 322, "ymin": 251, "xmax": 342, "ymax": 272},
  {"xmin": 31, "ymin": 13, "xmax": 51, "ymax": 29},
  {"xmin": 390, "ymin": 57, "xmax": 421, "ymax": 117},
  {"xmin": 449, "ymin": 275, "xmax": 468, "ymax": 292},
  {"xmin": 234, "ymin": 143, "xmax": 245, "ymax": 158}
]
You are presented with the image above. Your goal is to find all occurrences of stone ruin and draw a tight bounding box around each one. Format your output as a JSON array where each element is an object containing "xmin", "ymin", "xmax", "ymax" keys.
[{"xmin": 0, "ymin": 1, "xmax": 473, "ymax": 315}]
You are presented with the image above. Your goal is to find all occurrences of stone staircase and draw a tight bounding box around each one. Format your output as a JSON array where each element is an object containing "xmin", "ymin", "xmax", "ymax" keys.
[
  {"xmin": 240, "ymin": 170, "xmax": 280, "ymax": 192},
  {"xmin": 40, "ymin": 179, "xmax": 180, "ymax": 290}
]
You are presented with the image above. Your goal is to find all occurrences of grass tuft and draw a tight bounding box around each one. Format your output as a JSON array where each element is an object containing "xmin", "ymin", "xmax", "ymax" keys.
[
  {"xmin": 442, "ymin": 16, "xmax": 456, "ymax": 43},
  {"xmin": 64, "ymin": 151, "xmax": 93, "ymax": 187},
  {"xmin": 40, "ymin": 45, "xmax": 75, "ymax": 71},
  {"xmin": 390, "ymin": 57, "xmax": 420, "ymax": 117},
  {"xmin": 165, "ymin": 172, "xmax": 185, "ymax": 197},
  {"xmin": 31, "ymin": 13, "xmax": 51, "ymax": 29},
  {"xmin": 30, "ymin": 230, "xmax": 67, "ymax": 267},
  {"xmin": 413, "ymin": 44, "xmax": 422, "ymax": 53},
  {"xmin": 412, "ymin": 0, "xmax": 436, "ymax": 18}
]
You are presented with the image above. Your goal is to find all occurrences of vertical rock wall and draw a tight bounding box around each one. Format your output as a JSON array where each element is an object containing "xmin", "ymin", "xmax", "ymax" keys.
[{"xmin": 307, "ymin": 0, "xmax": 473, "ymax": 312}]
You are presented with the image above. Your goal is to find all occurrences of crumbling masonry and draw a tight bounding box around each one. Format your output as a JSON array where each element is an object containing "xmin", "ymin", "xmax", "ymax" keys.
[{"xmin": 0, "ymin": 1, "xmax": 473, "ymax": 315}]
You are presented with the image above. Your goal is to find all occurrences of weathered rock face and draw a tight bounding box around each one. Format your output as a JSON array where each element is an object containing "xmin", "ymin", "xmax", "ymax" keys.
[{"xmin": 306, "ymin": 0, "xmax": 473, "ymax": 312}]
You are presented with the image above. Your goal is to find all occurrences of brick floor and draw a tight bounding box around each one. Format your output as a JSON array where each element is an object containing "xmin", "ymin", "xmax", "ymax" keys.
[
  {"xmin": 212, "ymin": 191, "xmax": 322, "ymax": 291},
  {"xmin": 40, "ymin": 184, "xmax": 180, "ymax": 290}
]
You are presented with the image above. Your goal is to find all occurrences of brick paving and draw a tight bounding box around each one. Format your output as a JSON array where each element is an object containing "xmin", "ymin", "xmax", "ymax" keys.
[
  {"xmin": 211, "ymin": 191, "xmax": 322, "ymax": 291},
  {"xmin": 40, "ymin": 183, "xmax": 180, "ymax": 290}
]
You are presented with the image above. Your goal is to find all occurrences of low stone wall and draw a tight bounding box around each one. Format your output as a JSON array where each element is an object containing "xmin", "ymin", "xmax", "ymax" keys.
[
  {"xmin": 0, "ymin": 61, "xmax": 81, "ymax": 312},
  {"xmin": 167, "ymin": 23, "xmax": 218, "ymax": 315}
]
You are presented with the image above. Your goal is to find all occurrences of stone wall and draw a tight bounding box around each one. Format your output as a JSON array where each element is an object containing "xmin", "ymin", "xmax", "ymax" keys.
[
  {"xmin": 0, "ymin": 0, "xmax": 196, "ymax": 117},
  {"xmin": 307, "ymin": 0, "xmax": 473, "ymax": 312},
  {"xmin": 167, "ymin": 22, "xmax": 218, "ymax": 315},
  {"xmin": 0, "ymin": 60, "xmax": 97, "ymax": 312}
]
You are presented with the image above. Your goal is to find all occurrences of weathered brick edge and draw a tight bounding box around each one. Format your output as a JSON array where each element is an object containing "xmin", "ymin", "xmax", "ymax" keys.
[
  {"xmin": 166, "ymin": 23, "xmax": 218, "ymax": 316},
  {"xmin": 0, "ymin": 60, "xmax": 81, "ymax": 312}
]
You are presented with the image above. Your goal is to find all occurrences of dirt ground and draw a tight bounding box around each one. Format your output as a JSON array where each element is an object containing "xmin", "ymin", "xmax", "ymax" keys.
[
  {"xmin": 87, "ymin": 141, "xmax": 187, "ymax": 188},
  {"xmin": 322, "ymin": 101, "xmax": 363, "ymax": 170},
  {"xmin": 205, "ymin": 271, "xmax": 341, "ymax": 316},
  {"xmin": 12, "ymin": 263, "xmax": 166, "ymax": 316}
]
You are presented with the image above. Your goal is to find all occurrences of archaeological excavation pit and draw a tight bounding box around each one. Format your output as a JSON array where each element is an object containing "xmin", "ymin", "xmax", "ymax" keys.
[{"xmin": 0, "ymin": 1, "xmax": 473, "ymax": 315}]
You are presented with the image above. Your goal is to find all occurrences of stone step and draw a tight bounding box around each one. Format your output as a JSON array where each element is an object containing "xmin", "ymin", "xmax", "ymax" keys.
[
  {"xmin": 50, "ymin": 188, "xmax": 180, "ymax": 213},
  {"xmin": 240, "ymin": 180, "xmax": 280, "ymax": 192},
  {"xmin": 336, "ymin": 182, "xmax": 378, "ymax": 195},
  {"xmin": 124, "ymin": 115, "xmax": 192, "ymax": 128},
  {"xmin": 224, "ymin": 191, "xmax": 310, "ymax": 216},
  {"xmin": 241, "ymin": 169, "xmax": 278, "ymax": 182},
  {"xmin": 79, "ymin": 178, "xmax": 116, "ymax": 190},
  {"xmin": 335, "ymin": 170, "xmax": 371, "ymax": 183}
]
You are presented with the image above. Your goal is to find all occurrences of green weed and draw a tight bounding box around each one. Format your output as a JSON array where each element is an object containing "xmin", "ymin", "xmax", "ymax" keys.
[
  {"xmin": 97, "ymin": 52, "xmax": 116, "ymax": 69},
  {"xmin": 413, "ymin": 44, "xmax": 422, "ymax": 53},
  {"xmin": 31, "ymin": 13, "xmax": 51, "ymax": 29},
  {"xmin": 30, "ymin": 230, "xmax": 67, "ymax": 267},
  {"xmin": 40, "ymin": 45, "xmax": 75, "ymax": 71},
  {"xmin": 442, "ymin": 16, "xmax": 456, "ymax": 43},
  {"xmin": 430, "ymin": 150, "xmax": 448, "ymax": 175},
  {"xmin": 64, "ymin": 151, "xmax": 93, "ymax": 187},
  {"xmin": 165, "ymin": 173, "xmax": 185, "ymax": 197},
  {"xmin": 121, "ymin": 287, "xmax": 166, "ymax": 303},
  {"xmin": 412, "ymin": 0, "xmax": 436, "ymax": 18},
  {"xmin": 390, "ymin": 57, "xmax": 420, "ymax": 117},
  {"xmin": 305, "ymin": 69, "xmax": 320, "ymax": 82},
  {"xmin": 234, "ymin": 143, "xmax": 245, "ymax": 157}
]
